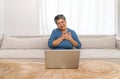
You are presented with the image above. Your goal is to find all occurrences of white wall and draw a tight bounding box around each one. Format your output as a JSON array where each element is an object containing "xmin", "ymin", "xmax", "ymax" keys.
[
  {"xmin": 118, "ymin": 0, "xmax": 120, "ymax": 36},
  {"xmin": 0, "ymin": 0, "xmax": 119, "ymax": 36},
  {"xmin": 0, "ymin": 0, "xmax": 2, "ymax": 37},
  {"xmin": 0, "ymin": 0, "xmax": 2, "ymax": 27},
  {"xmin": 2, "ymin": 0, "xmax": 39, "ymax": 36}
]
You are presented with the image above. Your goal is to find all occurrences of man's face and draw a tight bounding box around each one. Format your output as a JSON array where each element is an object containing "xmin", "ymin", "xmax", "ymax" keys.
[{"xmin": 56, "ymin": 19, "xmax": 67, "ymax": 31}]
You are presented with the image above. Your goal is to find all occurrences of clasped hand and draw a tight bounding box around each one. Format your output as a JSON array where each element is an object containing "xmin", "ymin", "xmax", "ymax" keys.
[{"xmin": 61, "ymin": 32, "xmax": 72, "ymax": 40}]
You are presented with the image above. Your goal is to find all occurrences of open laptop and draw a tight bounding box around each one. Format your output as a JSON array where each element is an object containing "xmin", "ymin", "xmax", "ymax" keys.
[{"xmin": 45, "ymin": 49, "xmax": 80, "ymax": 69}]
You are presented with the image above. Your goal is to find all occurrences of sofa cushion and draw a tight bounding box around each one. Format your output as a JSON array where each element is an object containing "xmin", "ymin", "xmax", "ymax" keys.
[
  {"xmin": 80, "ymin": 49, "xmax": 120, "ymax": 58},
  {"xmin": 1, "ymin": 36, "xmax": 49, "ymax": 49},
  {"xmin": 79, "ymin": 35, "xmax": 116, "ymax": 49},
  {"xmin": 0, "ymin": 49, "xmax": 45, "ymax": 58},
  {"xmin": 0, "ymin": 49, "xmax": 119, "ymax": 58},
  {"xmin": 1, "ymin": 35, "xmax": 116, "ymax": 49}
]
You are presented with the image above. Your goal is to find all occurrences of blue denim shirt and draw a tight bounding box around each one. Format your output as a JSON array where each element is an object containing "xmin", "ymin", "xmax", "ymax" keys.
[{"xmin": 48, "ymin": 28, "xmax": 82, "ymax": 49}]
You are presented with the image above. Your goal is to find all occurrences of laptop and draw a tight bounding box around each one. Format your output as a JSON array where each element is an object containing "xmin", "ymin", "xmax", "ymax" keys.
[{"xmin": 45, "ymin": 49, "xmax": 80, "ymax": 69}]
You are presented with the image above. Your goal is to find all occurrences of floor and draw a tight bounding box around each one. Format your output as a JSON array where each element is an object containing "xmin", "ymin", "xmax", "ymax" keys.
[
  {"xmin": 0, "ymin": 58, "xmax": 120, "ymax": 79},
  {"xmin": 0, "ymin": 58, "xmax": 120, "ymax": 64},
  {"xmin": 80, "ymin": 58, "xmax": 120, "ymax": 64},
  {"xmin": 0, "ymin": 59, "xmax": 120, "ymax": 79}
]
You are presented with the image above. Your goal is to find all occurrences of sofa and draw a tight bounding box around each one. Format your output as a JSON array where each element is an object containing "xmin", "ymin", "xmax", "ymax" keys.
[{"xmin": 0, "ymin": 35, "xmax": 120, "ymax": 60}]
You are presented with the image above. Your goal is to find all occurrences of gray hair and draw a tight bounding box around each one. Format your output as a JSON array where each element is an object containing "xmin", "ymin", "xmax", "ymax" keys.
[{"xmin": 54, "ymin": 14, "xmax": 66, "ymax": 24}]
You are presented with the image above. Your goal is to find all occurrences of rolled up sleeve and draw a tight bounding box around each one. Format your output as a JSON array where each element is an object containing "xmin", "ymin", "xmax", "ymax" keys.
[
  {"xmin": 48, "ymin": 30, "xmax": 57, "ymax": 48},
  {"xmin": 72, "ymin": 31, "xmax": 82, "ymax": 49}
]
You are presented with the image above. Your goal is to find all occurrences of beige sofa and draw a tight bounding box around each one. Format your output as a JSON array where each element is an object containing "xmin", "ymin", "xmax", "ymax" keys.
[{"xmin": 0, "ymin": 35, "xmax": 120, "ymax": 60}]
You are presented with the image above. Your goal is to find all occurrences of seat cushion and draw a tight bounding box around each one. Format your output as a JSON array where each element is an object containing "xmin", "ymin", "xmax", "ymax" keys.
[
  {"xmin": 0, "ymin": 49, "xmax": 45, "ymax": 58},
  {"xmin": 80, "ymin": 49, "xmax": 120, "ymax": 58},
  {"xmin": 0, "ymin": 49, "xmax": 119, "ymax": 58}
]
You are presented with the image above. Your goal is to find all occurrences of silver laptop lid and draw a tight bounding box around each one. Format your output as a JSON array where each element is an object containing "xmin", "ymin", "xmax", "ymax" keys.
[{"xmin": 45, "ymin": 50, "xmax": 80, "ymax": 69}]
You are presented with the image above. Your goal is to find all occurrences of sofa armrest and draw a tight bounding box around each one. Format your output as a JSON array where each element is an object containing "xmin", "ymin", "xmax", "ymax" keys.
[
  {"xmin": 116, "ymin": 40, "xmax": 120, "ymax": 49},
  {"xmin": 116, "ymin": 36, "xmax": 120, "ymax": 49}
]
